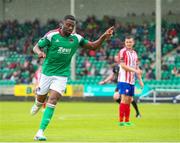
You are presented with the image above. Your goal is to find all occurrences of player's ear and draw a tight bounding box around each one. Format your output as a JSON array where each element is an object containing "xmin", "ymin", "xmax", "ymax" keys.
[
  {"xmin": 133, "ymin": 40, "xmax": 135, "ymax": 45},
  {"xmin": 133, "ymin": 39, "xmax": 136, "ymax": 45}
]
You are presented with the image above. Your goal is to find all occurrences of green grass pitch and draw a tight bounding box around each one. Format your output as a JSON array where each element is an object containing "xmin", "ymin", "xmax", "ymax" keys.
[{"xmin": 0, "ymin": 101, "xmax": 179, "ymax": 142}]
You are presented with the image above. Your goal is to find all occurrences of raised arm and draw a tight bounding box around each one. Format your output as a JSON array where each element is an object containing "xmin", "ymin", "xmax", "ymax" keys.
[{"xmin": 83, "ymin": 26, "xmax": 114, "ymax": 49}]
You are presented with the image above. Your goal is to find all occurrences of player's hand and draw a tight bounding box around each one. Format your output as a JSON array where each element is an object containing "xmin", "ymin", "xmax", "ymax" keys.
[
  {"xmin": 99, "ymin": 81, "xmax": 105, "ymax": 85},
  {"xmin": 105, "ymin": 26, "xmax": 114, "ymax": 39},
  {"xmin": 139, "ymin": 80, "xmax": 144, "ymax": 89},
  {"xmin": 135, "ymin": 69, "xmax": 142, "ymax": 76},
  {"xmin": 38, "ymin": 51, "xmax": 46, "ymax": 58}
]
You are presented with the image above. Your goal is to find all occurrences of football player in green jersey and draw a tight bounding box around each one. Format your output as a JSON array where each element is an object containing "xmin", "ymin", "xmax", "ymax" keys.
[{"xmin": 31, "ymin": 15, "xmax": 114, "ymax": 141}]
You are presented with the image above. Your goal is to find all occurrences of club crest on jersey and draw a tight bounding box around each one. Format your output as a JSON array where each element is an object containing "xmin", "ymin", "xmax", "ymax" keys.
[
  {"xmin": 57, "ymin": 47, "xmax": 71, "ymax": 54},
  {"xmin": 69, "ymin": 38, "xmax": 74, "ymax": 42}
]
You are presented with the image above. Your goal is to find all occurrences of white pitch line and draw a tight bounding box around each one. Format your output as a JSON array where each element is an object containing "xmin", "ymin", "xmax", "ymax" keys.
[{"xmin": 1, "ymin": 142, "xmax": 180, "ymax": 143}]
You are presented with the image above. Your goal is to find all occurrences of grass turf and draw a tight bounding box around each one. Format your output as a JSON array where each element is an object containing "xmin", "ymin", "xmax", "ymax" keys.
[{"xmin": 0, "ymin": 102, "xmax": 179, "ymax": 142}]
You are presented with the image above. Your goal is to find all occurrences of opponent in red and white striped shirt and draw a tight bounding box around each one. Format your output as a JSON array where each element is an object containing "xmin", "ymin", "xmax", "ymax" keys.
[
  {"xmin": 34, "ymin": 66, "xmax": 42, "ymax": 85},
  {"xmin": 34, "ymin": 66, "xmax": 47, "ymax": 109},
  {"xmin": 116, "ymin": 35, "xmax": 143, "ymax": 126},
  {"xmin": 117, "ymin": 45, "xmax": 138, "ymax": 85}
]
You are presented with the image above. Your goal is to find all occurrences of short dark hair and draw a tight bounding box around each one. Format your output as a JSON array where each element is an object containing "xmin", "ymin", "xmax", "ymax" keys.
[
  {"xmin": 125, "ymin": 35, "xmax": 134, "ymax": 40},
  {"xmin": 64, "ymin": 15, "xmax": 76, "ymax": 21}
]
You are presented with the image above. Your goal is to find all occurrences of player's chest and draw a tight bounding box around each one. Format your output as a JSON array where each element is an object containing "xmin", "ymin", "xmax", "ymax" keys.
[
  {"xmin": 124, "ymin": 51, "xmax": 137, "ymax": 66},
  {"xmin": 51, "ymin": 36, "xmax": 79, "ymax": 50}
]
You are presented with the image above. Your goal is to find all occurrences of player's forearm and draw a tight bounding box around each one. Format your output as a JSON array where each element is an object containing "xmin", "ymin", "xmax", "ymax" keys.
[
  {"xmin": 136, "ymin": 71, "xmax": 144, "ymax": 87},
  {"xmin": 136, "ymin": 67, "xmax": 142, "ymax": 80},
  {"xmin": 33, "ymin": 44, "xmax": 42, "ymax": 55},
  {"xmin": 120, "ymin": 63, "xmax": 137, "ymax": 73},
  {"xmin": 137, "ymin": 74, "xmax": 143, "ymax": 81},
  {"xmin": 84, "ymin": 26, "xmax": 113, "ymax": 49},
  {"xmin": 87, "ymin": 34, "xmax": 106, "ymax": 49}
]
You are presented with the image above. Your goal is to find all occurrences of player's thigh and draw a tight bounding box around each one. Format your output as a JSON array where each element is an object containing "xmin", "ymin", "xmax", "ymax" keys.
[
  {"xmin": 118, "ymin": 82, "xmax": 131, "ymax": 96},
  {"xmin": 121, "ymin": 94, "xmax": 126, "ymax": 103},
  {"xmin": 50, "ymin": 76, "xmax": 68, "ymax": 96},
  {"xmin": 36, "ymin": 74, "xmax": 51, "ymax": 95},
  {"xmin": 121, "ymin": 94, "xmax": 132, "ymax": 104}
]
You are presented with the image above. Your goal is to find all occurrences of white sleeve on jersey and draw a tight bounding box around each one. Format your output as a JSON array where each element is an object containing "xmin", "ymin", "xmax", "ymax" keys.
[
  {"xmin": 46, "ymin": 31, "xmax": 59, "ymax": 42},
  {"xmin": 72, "ymin": 33, "xmax": 83, "ymax": 43}
]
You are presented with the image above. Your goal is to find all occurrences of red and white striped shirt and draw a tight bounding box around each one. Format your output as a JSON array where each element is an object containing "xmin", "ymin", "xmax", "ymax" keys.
[
  {"xmin": 117, "ymin": 47, "xmax": 138, "ymax": 85},
  {"xmin": 34, "ymin": 67, "xmax": 42, "ymax": 84},
  {"xmin": 44, "ymin": 28, "xmax": 60, "ymax": 38}
]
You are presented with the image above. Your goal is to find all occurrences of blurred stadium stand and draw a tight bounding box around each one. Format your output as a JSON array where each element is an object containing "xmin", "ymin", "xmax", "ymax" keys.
[{"xmin": 0, "ymin": 17, "xmax": 179, "ymax": 85}]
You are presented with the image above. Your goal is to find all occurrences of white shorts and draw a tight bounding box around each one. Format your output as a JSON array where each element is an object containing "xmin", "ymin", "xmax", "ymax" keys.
[{"xmin": 36, "ymin": 73, "xmax": 68, "ymax": 95}]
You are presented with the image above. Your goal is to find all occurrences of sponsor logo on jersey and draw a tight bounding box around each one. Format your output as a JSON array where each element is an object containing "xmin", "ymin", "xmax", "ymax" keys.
[{"xmin": 57, "ymin": 47, "xmax": 71, "ymax": 54}]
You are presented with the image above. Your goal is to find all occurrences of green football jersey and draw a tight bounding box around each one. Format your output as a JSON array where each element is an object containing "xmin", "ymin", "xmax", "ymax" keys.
[{"xmin": 38, "ymin": 29, "xmax": 89, "ymax": 77}]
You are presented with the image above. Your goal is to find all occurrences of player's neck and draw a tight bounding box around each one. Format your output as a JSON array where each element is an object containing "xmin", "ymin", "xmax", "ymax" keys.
[
  {"xmin": 59, "ymin": 28, "xmax": 66, "ymax": 37},
  {"xmin": 125, "ymin": 47, "xmax": 133, "ymax": 51}
]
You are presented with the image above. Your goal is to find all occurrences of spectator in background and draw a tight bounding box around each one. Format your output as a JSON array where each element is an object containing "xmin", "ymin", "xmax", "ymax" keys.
[
  {"xmin": 10, "ymin": 71, "xmax": 20, "ymax": 82},
  {"xmin": 172, "ymin": 36, "xmax": 179, "ymax": 47},
  {"xmin": 145, "ymin": 68, "xmax": 155, "ymax": 79},
  {"xmin": 96, "ymin": 48, "xmax": 106, "ymax": 61},
  {"xmin": 90, "ymin": 66, "xmax": 100, "ymax": 76},
  {"xmin": 100, "ymin": 64, "xmax": 112, "ymax": 77},
  {"xmin": 171, "ymin": 67, "xmax": 180, "ymax": 77},
  {"xmin": 169, "ymin": 28, "xmax": 177, "ymax": 37},
  {"xmin": 82, "ymin": 58, "xmax": 91, "ymax": 69},
  {"xmin": 88, "ymin": 49, "xmax": 96, "ymax": 57}
]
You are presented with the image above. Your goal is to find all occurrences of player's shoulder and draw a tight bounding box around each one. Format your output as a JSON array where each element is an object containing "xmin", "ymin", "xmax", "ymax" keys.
[
  {"xmin": 44, "ymin": 28, "xmax": 59, "ymax": 37},
  {"xmin": 71, "ymin": 33, "xmax": 83, "ymax": 38},
  {"xmin": 44, "ymin": 28, "xmax": 59, "ymax": 41},
  {"xmin": 118, "ymin": 47, "xmax": 127, "ymax": 55},
  {"xmin": 120, "ymin": 47, "xmax": 127, "ymax": 52},
  {"xmin": 132, "ymin": 49, "xmax": 138, "ymax": 55},
  {"xmin": 71, "ymin": 33, "xmax": 84, "ymax": 43}
]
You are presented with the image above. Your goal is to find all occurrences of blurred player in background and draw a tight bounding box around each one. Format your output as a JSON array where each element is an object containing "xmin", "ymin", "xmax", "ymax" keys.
[
  {"xmin": 99, "ymin": 56, "xmax": 141, "ymax": 118},
  {"xmin": 32, "ymin": 66, "xmax": 46, "ymax": 110},
  {"xmin": 116, "ymin": 35, "xmax": 143, "ymax": 126},
  {"xmin": 31, "ymin": 15, "xmax": 114, "ymax": 141}
]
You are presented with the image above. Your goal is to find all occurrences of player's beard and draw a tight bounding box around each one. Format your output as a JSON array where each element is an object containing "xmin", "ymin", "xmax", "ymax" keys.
[
  {"xmin": 62, "ymin": 26, "xmax": 72, "ymax": 36},
  {"xmin": 66, "ymin": 30, "xmax": 72, "ymax": 36}
]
